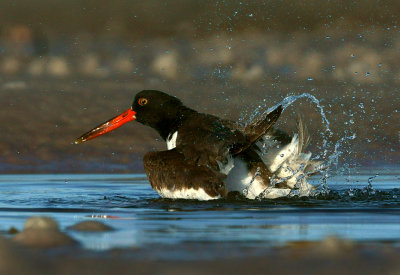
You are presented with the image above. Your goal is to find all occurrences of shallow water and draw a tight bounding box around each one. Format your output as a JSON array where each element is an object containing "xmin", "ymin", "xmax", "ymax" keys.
[{"xmin": 0, "ymin": 171, "xmax": 400, "ymax": 251}]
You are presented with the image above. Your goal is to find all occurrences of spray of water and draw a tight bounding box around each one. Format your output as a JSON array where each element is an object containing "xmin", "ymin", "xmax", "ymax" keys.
[
  {"xmin": 241, "ymin": 92, "xmax": 357, "ymax": 196},
  {"xmin": 243, "ymin": 93, "xmax": 334, "ymax": 158},
  {"xmin": 245, "ymin": 93, "xmax": 332, "ymax": 135}
]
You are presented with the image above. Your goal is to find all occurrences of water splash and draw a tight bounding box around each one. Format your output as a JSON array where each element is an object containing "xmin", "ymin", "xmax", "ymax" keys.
[
  {"xmin": 243, "ymin": 92, "xmax": 333, "ymax": 137},
  {"xmin": 242, "ymin": 167, "xmax": 260, "ymax": 197},
  {"xmin": 240, "ymin": 92, "xmax": 359, "ymax": 197},
  {"xmin": 323, "ymin": 133, "xmax": 357, "ymax": 169},
  {"xmin": 242, "ymin": 92, "xmax": 336, "ymax": 163}
]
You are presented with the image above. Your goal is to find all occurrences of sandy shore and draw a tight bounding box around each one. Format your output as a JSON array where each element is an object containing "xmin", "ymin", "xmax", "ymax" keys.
[
  {"xmin": 1, "ymin": 234, "xmax": 400, "ymax": 275},
  {"xmin": 1, "ymin": 78, "xmax": 399, "ymax": 174}
]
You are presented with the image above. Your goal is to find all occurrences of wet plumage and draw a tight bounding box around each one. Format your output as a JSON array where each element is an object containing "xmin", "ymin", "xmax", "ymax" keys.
[{"xmin": 76, "ymin": 90, "xmax": 319, "ymax": 200}]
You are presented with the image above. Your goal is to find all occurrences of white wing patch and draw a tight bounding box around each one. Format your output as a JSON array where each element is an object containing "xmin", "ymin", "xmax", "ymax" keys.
[
  {"xmin": 166, "ymin": 131, "xmax": 178, "ymax": 150},
  {"xmin": 255, "ymin": 132, "xmax": 317, "ymax": 189},
  {"xmin": 257, "ymin": 134, "xmax": 300, "ymax": 173}
]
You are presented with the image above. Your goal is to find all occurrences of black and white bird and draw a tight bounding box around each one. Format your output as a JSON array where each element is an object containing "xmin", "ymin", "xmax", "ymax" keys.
[{"xmin": 75, "ymin": 90, "xmax": 320, "ymax": 200}]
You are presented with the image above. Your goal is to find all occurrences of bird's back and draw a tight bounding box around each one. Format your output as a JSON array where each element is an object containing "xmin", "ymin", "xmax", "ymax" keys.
[{"xmin": 173, "ymin": 112, "xmax": 246, "ymax": 173}]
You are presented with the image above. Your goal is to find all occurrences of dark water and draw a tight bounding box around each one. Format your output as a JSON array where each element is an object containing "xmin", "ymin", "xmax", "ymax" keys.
[{"xmin": 0, "ymin": 171, "xmax": 400, "ymax": 251}]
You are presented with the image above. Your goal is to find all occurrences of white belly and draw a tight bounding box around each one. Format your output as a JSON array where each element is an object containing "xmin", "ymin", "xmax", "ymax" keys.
[
  {"xmin": 225, "ymin": 159, "xmax": 268, "ymax": 199},
  {"xmin": 226, "ymin": 158, "xmax": 292, "ymax": 199},
  {"xmin": 157, "ymin": 187, "xmax": 220, "ymax": 200}
]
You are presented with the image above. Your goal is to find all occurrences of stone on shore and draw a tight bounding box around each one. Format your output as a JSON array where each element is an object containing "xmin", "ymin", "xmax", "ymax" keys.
[{"xmin": 12, "ymin": 216, "xmax": 77, "ymax": 248}]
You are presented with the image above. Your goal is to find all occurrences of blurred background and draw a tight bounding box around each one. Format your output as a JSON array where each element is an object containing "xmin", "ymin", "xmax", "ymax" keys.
[{"xmin": 0, "ymin": 0, "xmax": 399, "ymax": 173}]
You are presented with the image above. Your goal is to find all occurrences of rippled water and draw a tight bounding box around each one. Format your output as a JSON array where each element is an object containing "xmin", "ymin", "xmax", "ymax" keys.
[{"xmin": 0, "ymin": 171, "xmax": 399, "ymax": 251}]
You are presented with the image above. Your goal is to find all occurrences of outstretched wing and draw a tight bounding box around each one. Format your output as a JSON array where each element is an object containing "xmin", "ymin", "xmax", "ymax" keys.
[{"xmin": 230, "ymin": 105, "xmax": 283, "ymax": 155}]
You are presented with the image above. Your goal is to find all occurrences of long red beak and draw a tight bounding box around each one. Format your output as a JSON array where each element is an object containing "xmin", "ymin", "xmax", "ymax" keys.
[{"xmin": 74, "ymin": 108, "xmax": 136, "ymax": 144}]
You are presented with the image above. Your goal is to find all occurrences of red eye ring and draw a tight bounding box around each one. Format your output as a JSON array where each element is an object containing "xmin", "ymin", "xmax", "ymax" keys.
[{"xmin": 138, "ymin": 97, "xmax": 148, "ymax": 106}]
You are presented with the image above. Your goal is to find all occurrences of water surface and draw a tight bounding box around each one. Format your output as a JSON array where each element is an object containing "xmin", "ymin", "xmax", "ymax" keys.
[{"xmin": 0, "ymin": 172, "xmax": 399, "ymax": 252}]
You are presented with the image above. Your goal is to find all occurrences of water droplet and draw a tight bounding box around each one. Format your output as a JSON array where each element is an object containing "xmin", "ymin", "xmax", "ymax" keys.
[
  {"xmin": 249, "ymin": 13, "xmax": 253, "ymax": 17},
  {"xmin": 307, "ymin": 77, "xmax": 313, "ymax": 81},
  {"xmin": 351, "ymin": 54, "xmax": 355, "ymax": 58},
  {"xmin": 365, "ymin": 72, "xmax": 371, "ymax": 76}
]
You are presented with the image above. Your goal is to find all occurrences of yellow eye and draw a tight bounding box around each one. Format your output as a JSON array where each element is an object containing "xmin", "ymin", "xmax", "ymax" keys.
[{"xmin": 138, "ymin": 97, "xmax": 148, "ymax": 106}]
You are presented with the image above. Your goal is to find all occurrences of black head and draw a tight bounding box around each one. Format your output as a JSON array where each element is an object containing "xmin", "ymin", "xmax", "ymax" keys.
[
  {"xmin": 131, "ymin": 90, "xmax": 184, "ymax": 128},
  {"xmin": 74, "ymin": 90, "xmax": 188, "ymax": 144}
]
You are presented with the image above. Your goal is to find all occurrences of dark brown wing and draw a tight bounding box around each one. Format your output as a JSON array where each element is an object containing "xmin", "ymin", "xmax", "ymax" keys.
[
  {"xmin": 175, "ymin": 113, "xmax": 246, "ymax": 172},
  {"xmin": 230, "ymin": 105, "xmax": 283, "ymax": 155},
  {"xmin": 143, "ymin": 149, "xmax": 227, "ymax": 198}
]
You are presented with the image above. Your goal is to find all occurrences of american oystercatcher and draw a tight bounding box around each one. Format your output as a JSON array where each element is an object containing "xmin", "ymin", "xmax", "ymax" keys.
[{"xmin": 75, "ymin": 90, "xmax": 319, "ymax": 200}]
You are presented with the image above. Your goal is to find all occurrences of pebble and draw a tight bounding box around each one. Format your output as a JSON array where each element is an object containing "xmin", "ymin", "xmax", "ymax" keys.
[
  {"xmin": 67, "ymin": 221, "xmax": 114, "ymax": 232},
  {"xmin": 12, "ymin": 216, "xmax": 77, "ymax": 248},
  {"xmin": 8, "ymin": 227, "xmax": 19, "ymax": 234},
  {"xmin": 286, "ymin": 236, "xmax": 356, "ymax": 256}
]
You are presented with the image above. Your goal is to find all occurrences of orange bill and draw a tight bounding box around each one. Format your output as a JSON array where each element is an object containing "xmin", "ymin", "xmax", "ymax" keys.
[{"xmin": 74, "ymin": 108, "xmax": 136, "ymax": 144}]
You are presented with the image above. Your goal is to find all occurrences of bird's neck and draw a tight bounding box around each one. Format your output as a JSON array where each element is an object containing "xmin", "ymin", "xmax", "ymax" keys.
[{"xmin": 155, "ymin": 106, "xmax": 196, "ymax": 140}]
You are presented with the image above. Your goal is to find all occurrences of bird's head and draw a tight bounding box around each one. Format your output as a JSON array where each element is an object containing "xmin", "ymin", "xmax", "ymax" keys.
[{"xmin": 74, "ymin": 90, "xmax": 182, "ymax": 144}]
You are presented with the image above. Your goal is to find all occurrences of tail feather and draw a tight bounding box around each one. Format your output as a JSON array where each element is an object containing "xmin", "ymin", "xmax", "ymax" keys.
[{"xmin": 297, "ymin": 118, "xmax": 310, "ymax": 154}]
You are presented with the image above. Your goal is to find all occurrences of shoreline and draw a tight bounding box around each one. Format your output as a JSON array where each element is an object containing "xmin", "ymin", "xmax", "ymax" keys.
[{"xmin": 2, "ymin": 235, "xmax": 400, "ymax": 275}]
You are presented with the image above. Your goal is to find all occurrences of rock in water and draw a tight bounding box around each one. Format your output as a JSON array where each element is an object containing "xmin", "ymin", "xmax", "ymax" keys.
[
  {"xmin": 24, "ymin": 216, "xmax": 58, "ymax": 231},
  {"xmin": 67, "ymin": 221, "xmax": 113, "ymax": 232},
  {"xmin": 12, "ymin": 216, "xmax": 77, "ymax": 248},
  {"xmin": 7, "ymin": 226, "xmax": 19, "ymax": 234}
]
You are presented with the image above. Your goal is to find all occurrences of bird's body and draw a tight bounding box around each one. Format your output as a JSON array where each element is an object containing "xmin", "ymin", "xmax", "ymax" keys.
[{"xmin": 75, "ymin": 90, "xmax": 319, "ymax": 200}]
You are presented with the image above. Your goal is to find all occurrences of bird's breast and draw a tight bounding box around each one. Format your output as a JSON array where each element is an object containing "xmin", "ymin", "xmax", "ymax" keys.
[{"xmin": 166, "ymin": 131, "xmax": 178, "ymax": 150}]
